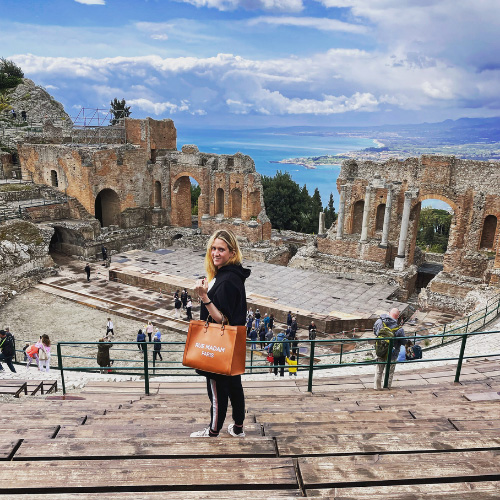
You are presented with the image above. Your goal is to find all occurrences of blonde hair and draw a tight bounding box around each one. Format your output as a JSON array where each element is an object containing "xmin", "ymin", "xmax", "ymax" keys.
[{"xmin": 204, "ymin": 229, "xmax": 242, "ymax": 282}]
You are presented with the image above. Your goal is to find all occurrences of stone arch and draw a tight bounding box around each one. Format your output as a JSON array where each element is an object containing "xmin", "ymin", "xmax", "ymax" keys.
[
  {"xmin": 95, "ymin": 188, "xmax": 120, "ymax": 227},
  {"xmin": 231, "ymin": 188, "xmax": 242, "ymax": 217},
  {"xmin": 351, "ymin": 200, "xmax": 364, "ymax": 234},
  {"xmin": 249, "ymin": 191, "xmax": 260, "ymax": 218},
  {"xmin": 170, "ymin": 172, "xmax": 204, "ymax": 227},
  {"xmin": 154, "ymin": 181, "xmax": 162, "ymax": 208},
  {"xmin": 50, "ymin": 170, "xmax": 58, "ymax": 187},
  {"xmin": 375, "ymin": 203, "xmax": 385, "ymax": 231},
  {"xmin": 418, "ymin": 193, "xmax": 457, "ymax": 212},
  {"xmin": 216, "ymin": 188, "xmax": 224, "ymax": 215},
  {"xmin": 480, "ymin": 215, "xmax": 497, "ymax": 249}
]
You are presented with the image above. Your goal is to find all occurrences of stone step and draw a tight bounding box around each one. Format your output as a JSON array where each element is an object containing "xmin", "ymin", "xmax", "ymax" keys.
[{"xmin": 35, "ymin": 282, "xmax": 189, "ymax": 336}]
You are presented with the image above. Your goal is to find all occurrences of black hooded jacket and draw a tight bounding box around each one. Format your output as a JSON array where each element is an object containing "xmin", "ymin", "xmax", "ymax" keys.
[
  {"xmin": 200, "ymin": 264, "xmax": 251, "ymax": 326},
  {"xmin": 0, "ymin": 332, "xmax": 15, "ymax": 357}
]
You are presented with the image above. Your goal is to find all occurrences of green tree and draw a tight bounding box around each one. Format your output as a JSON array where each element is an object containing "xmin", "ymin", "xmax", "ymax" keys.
[
  {"xmin": 110, "ymin": 98, "xmax": 131, "ymax": 125},
  {"xmin": 0, "ymin": 58, "xmax": 24, "ymax": 91},
  {"xmin": 262, "ymin": 171, "xmax": 304, "ymax": 231},
  {"xmin": 324, "ymin": 193, "xmax": 336, "ymax": 229},
  {"xmin": 309, "ymin": 187, "xmax": 323, "ymax": 234},
  {"xmin": 0, "ymin": 93, "xmax": 12, "ymax": 113},
  {"xmin": 416, "ymin": 207, "xmax": 452, "ymax": 253},
  {"xmin": 191, "ymin": 182, "xmax": 201, "ymax": 215}
]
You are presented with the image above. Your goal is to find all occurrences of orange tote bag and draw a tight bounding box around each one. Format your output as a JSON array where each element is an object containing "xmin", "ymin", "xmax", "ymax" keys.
[{"xmin": 182, "ymin": 318, "xmax": 246, "ymax": 376}]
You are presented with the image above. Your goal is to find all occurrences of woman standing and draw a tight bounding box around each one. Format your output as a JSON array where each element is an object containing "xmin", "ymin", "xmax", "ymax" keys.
[{"xmin": 190, "ymin": 229, "xmax": 250, "ymax": 438}]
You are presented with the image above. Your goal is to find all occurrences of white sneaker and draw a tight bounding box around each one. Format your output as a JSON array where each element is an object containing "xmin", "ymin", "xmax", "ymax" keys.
[
  {"xmin": 190, "ymin": 427, "xmax": 217, "ymax": 438},
  {"xmin": 227, "ymin": 424, "xmax": 245, "ymax": 437}
]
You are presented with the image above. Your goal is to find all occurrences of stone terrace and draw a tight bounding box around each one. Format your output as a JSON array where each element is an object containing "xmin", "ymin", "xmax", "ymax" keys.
[
  {"xmin": 111, "ymin": 248, "xmax": 408, "ymax": 320},
  {"xmin": 1, "ymin": 359, "xmax": 500, "ymax": 498}
]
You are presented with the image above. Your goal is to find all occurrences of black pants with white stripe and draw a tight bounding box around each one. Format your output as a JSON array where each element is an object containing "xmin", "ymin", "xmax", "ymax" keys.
[{"xmin": 206, "ymin": 375, "xmax": 245, "ymax": 434}]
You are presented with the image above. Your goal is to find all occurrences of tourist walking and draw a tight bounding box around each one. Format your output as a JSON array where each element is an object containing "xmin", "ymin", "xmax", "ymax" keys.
[
  {"xmin": 136, "ymin": 329, "xmax": 146, "ymax": 353},
  {"xmin": 38, "ymin": 334, "xmax": 51, "ymax": 372},
  {"xmin": 373, "ymin": 308, "xmax": 407, "ymax": 390},
  {"xmin": 145, "ymin": 321, "xmax": 154, "ymax": 342},
  {"xmin": 263, "ymin": 313, "xmax": 270, "ymax": 333},
  {"xmin": 266, "ymin": 331, "xmax": 290, "ymax": 378},
  {"xmin": 186, "ymin": 295, "xmax": 193, "ymax": 320},
  {"xmin": 0, "ymin": 329, "xmax": 16, "ymax": 373},
  {"xmin": 181, "ymin": 289, "xmax": 188, "ymax": 309},
  {"xmin": 308, "ymin": 321, "xmax": 317, "ymax": 340},
  {"xmin": 84, "ymin": 263, "xmax": 91, "ymax": 282},
  {"xmin": 249, "ymin": 326, "xmax": 258, "ymax": 350},
  {"xmin": 286, "ymin": 355, "xmax": 297, "ymax": 376},
  {"xmin": 287, "ymin": 311, "xmax": 292, "ymax": 327},
  {"xmin": 153, "ymin": 333, "xmax": 163, "ymax": 362},
  {"xmin": 101, "ymin": 245, "xmax": 107, "ymax": 261},
  {"xmin": 191, "ymin": 229, "xmax": 250, "ymax": 438},
  {"xmin": 97, "ymin": 337, "xmax": 113, "ymax": 374},
  {"xmin": 174, "ymin": 294, "xmax": 182, "ymax": 319},
  {"xmin": 106, "ymin": 317, "xmax": 114, "ymax": 337},
  {"xmin": 254, "ymin": 309, "xmax": 261, "ymax": 330}
]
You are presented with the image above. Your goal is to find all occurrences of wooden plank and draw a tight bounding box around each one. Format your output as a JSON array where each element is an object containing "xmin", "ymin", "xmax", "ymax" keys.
[
  {"xmin": 298, "ymin": 450, "xmax": 500, "ymax": 488},
  {"xmin": 15, "ymin": 437, "xmax": 277, "ymax": 460},
  {"xmin": 0, "ymin": 382, "xmax": 27, "ymax": 397},
  {"xmin": 0, "ymin": 458, "xmax": 297, "ymax": 492},
  {"xmin": 0, "ymin": 426, "xmax": 58, "ymax": 439},
  {"xmin": 307, "ymin": 480, "xmax": 500, "ymax": 498},
  {"xmin": 255, "ymin": 409, "xmax": 413, "ymax": 424},
  {"xmin": 0, "ymin": 440, "xmax": 20, "ymax": 461},
  {"xmin": 57, "ymin": 422, "xmax": 263, "ymax": 438},
  {"xmin": 277, "ymin": 430, "xmax": 500, "ymax": 457},
  {"xmin": 464, "ymin": 391, "xmax": 500, "ymax": 402},
  {"xmin": 0, "ymin": 491, "xmax": 302, "ymax": 499},
  {"xmin": 451, "ymin": 420, "xmax": 500, "ymax": 431},
  {"xmin": 264, "ymin": 418, "xmax": 455, "ymax": 436}
]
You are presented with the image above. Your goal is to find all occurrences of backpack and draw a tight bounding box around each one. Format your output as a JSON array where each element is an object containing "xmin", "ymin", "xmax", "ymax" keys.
[
  {"xmin": 272, "ymin": 338, "xmax": 284, "ymax": 357},
  {"xmin": 375, "ymin": 321, "xmax": 399, "ymax": 360},
  {"xmin": 409, "ymin": 344, "xmax": 422, "ymax": 360}
]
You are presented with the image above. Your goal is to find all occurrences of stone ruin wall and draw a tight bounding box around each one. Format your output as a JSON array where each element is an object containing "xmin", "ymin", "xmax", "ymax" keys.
[
  {"xmin": 315, "ymin": 155, "xmax": 500, "ymax": 309},
  {"xmin": 16, "ymin": 118, "xmax": 271, "ymax": 260}
]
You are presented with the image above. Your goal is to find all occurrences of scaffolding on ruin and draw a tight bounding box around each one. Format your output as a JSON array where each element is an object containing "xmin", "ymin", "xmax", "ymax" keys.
[{"xmin": 70, "ymin": 107, "xmax": 127, "ymax": 145}]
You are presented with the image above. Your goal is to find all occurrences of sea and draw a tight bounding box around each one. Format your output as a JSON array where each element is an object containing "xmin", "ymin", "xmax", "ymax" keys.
[{"xmin": 177, "ymin": 128, "xmax": 375, "ymax": 209}]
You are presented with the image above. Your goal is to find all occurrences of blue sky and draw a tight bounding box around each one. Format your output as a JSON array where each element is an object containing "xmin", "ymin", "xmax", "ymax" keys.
[{"xmin": 2, "ymin": 0, "xmax": 500, "ymax": 129}]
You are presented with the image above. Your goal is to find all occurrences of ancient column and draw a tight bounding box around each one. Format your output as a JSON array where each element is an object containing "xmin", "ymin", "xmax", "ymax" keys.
[
  {"xmin": 394, "ymin": 191, "xmax": 413, "ymax": 271},
  {"xmin": 336, "ymin": 185, "xmax": 347, "ymax": 240},
  {"xmin": 360, "ymin": 185, "xmax": 371, "ymax": 243},
  {"xmin": 318, "ymin": 211, "xmax": 325, "ymax": 235},
  {"xmin": 380, "ymin": 184, "xmax": 393, "ymax": 248}
]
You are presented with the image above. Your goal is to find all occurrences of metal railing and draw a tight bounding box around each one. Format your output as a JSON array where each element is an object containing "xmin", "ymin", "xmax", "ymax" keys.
[{"xmin": 36, "ymin": 326, "xmax": 499, "ymax": 396}]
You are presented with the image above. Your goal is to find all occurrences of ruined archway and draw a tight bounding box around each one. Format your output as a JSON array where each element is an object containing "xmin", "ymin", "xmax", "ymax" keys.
[
  {"xmin": 171, "ymin": 173, "xmax": 203, "ymax": 228},
  {"xmin": 154, "ymin": 181, "xmax": 162, "ymax": 208},
  {"xmin": 231, "ymin": 188, "xmax": 242, "ymax": 217},
  {"xmin": 215, "ymin": 188, "xmax": 224, "ymax": 215},
  {"xmin": 480, "ymin": 215, "xmax": 497, "ymax": 249},
  {"xmin": 375, "ymin": 203, "xmax": 385, "ymax": 231},
  {"xmin": 351, "ymin": 200, "xmax": 364, "ymax": 234},
  {"xmin": 95, "ymin": 188, "xmax": 120, "ymax": 227}
]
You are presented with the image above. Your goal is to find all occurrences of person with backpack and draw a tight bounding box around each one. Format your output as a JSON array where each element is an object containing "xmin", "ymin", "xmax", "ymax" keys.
[
  {"xmin": 0, "ymin": 329, "xmax": 16, "ymax": 373},
  {"xmin": 373, "ymin": 308, "xmax": 407, "ymax": 390},
  {"xmin": 406, "ymin": 340, "xmax": 423, "ymax": 360},
  {"xmin": 266, "ymin": 331, "xmax": 290, "ymax": 378}
]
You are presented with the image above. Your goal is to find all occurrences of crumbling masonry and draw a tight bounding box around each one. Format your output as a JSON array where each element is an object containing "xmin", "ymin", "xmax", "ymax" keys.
[
  {"xmin": 314, "ymin": 155, "xmax": 500, "ymax": 310},
  {"xmin": 17, "ymin": 118, "xmax": 271, "ymax": 255}
]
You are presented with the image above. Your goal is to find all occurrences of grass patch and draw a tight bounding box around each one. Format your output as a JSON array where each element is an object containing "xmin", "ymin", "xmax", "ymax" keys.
[
  {"xmin": 0, "ymin": 221, "xmax": 44, "ymax": 245},
  {"xmin": 0, "ymin": 184, "xmax": 34, "ymax": 192}
]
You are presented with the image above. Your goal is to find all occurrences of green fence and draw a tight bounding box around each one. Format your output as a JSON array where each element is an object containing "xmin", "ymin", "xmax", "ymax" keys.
[{"xmin": 51, "ymin": 327, "xmax": 500, "ymax": 395}]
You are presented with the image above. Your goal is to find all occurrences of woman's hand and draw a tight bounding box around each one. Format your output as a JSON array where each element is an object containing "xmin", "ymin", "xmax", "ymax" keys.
[{"xmin": 194, "ymin": 278, "xmax": 209, "ymax": 302}]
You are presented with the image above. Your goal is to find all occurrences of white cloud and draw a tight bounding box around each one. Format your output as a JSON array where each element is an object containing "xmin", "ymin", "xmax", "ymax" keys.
[
  {"xmin": 248, "ymin": 16, "xmax": 367, "ymax": 33},
  {"xmin": 75, "ymin": 0, "xmax": 105, "ymax": 5},
  {"xmin": 127, "ymin": 98, "xmax": 191, "ymax": 114},
  {"xmin": 174, "ymin": 0, "xmax": 303, "ymax": 11},
  {"xmin": 151, "ymin": 34, "xmax": 169, "ymax": 40}
]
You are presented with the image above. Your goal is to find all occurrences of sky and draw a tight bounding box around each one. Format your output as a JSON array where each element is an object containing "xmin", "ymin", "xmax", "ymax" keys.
[{"xmin": 2, "ymin": 0, "xmax": 500, "ymax": 130}]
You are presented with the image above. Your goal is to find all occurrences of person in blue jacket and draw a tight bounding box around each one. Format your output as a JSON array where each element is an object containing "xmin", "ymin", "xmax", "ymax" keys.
[{"xmin": 265, "ymin": 331, "xmax": 290, "ymax": 378}]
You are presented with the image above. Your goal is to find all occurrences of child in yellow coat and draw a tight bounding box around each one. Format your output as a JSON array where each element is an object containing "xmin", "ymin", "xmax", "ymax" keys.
[{"xmin": 286, "ymin": 355, "xmax": 297, "ymax": 376}]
